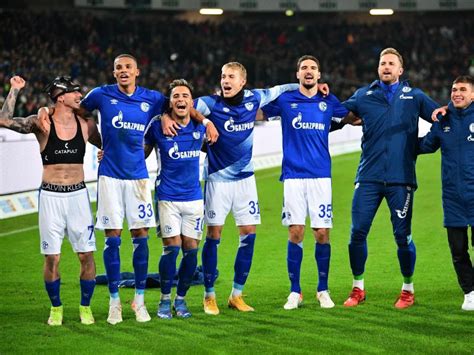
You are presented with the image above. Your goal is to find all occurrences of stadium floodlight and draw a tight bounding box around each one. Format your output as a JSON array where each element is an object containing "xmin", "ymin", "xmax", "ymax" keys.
[
  {"xmin": 199, "ymin": 8, "xmax": 224, "ymax": 15},
  {"xmin": 369, "ymin": 8, "xmax": 394, "ymax": 15}
]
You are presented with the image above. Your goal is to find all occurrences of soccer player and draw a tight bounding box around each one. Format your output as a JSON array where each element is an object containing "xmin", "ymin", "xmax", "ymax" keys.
[
  {"xmin": 78, "ymin": 54, "xmax": 164, "ymax": 324},
  {"xmin": 187, "ymin": 62, "xmax": 301, "ymax": 315},
  {"xmin": 418, "ymin": 75, "xmax": 474, "ymax": 311},
  {"xmin": 144, "ymin": 79, "xmax": 206, "ymax": 319},
  {"xmin": 261, "ymin": 55, "xmax": 350, "ymax": 310},
  {"xmin": 342, "ymin": 48, "xmax": 439, "ymax": 309},
  {"xmin": 0, "ymin": 76, "xmax": 101, "ymax": 326}
]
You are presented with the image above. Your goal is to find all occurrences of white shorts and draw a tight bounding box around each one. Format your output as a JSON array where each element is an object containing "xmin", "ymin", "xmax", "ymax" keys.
[
  {"xmin": 39, "ymin": 184, "xmax": 96, "ymax": 255},
  {"xmin": 281, "ymin": 178, "xmax": 333, "ymax": 229},
  {"xmin": 158, "ymin": 200, "xmax": 204, "ymax": 240},
  {"xmin": 204, "ymin": 175, "xmax": 261, "ymax": 226},
  {"xmin": 96, "ymin": 176, "xmax": 156, "ymax": 230}
]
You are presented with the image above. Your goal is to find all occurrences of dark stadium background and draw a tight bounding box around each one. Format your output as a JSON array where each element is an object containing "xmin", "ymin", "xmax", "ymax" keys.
[{"xmin": 0, "ymin": 1, "xmax": 472, "ymax": 117}]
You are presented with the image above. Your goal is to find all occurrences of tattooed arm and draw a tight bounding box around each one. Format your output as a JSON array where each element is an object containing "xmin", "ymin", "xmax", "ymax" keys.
[
  {"xmin": 0, "ymin": 76, "xmax": 25, "ymax": 120},
  {"xmin": 0, "ymin": 114, "xmax": 42, "ymax": 134},
  {"xmin": 0, "ymin": 76, "xmax": 47, "ymax": 135}
]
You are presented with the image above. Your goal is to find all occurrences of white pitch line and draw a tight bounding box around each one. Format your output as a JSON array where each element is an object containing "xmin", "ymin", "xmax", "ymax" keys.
[{"xmin": 0, "ymin": 225, "xmax": 38, "ymax": 237}]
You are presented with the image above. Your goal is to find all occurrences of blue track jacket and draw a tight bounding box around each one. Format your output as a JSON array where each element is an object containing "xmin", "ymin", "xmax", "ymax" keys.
[
  {"xmin": 418, "ymin": 102, "xmax": 474, "ymax": 227},
  {"xmin": 344, "ymin": 80, "xmax": 439, "ymax": 187}
]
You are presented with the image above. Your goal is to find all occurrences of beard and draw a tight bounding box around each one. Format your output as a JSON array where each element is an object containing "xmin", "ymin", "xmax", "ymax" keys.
[{"xmin": 302, "ymin": 82, "xmax": 316, "ymax": 90}]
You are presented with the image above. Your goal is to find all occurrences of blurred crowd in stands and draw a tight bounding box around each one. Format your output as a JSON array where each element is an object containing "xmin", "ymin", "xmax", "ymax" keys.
[{"xmin": 0, "ymin": 10, "xmax": 473, "ymax": 116}]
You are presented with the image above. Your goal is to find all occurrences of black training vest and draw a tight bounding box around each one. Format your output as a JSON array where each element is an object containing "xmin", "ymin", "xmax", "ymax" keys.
[{"xmin": 41, "ymin": 115, "xmax": 85, "ymax": 165}]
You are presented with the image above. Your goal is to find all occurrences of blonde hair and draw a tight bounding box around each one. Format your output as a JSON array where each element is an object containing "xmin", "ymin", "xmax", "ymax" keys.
[
  {"xmin": 380, "ymin": 48, "xmax": 404, "ymax": 67},
  {"xmin": 222, "ymin": 62, "xmax": 247, "ymax": 80}
]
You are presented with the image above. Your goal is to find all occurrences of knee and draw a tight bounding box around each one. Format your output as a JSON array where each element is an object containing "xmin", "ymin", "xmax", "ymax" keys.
[
  {"xmin": 182, "ymin": 237, "xmax": 198, "ymax": 250},
  {"xmin": 289, "ymin": 225, "xmax": 304, "ymax": 243},
  {"xmin": 45, "ymin": 255, "xmax": 60, "ymax": 272},
  {"xmin": 79, "ymin": 252, "xmax": 95, "ymax": 270},
  {"xmin": 131, "ymin": 228, "xmax": 149, "ymax": 238},
  {"xmin": 350, "ymin": 226, "xmax": 367, "ymax": 244},
  {"xmin": 395, "ymin": 234, "xmax": 413, "ymax": 248},
  {"xmin": 207, "ymin": 226, "xmax": 222, "ymax": 239},
  {"xmin": 314, "ymin": 228, "xmax": 329, "ymax": 244}
]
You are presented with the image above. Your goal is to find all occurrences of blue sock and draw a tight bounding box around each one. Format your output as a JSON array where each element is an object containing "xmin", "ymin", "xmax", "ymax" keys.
[
  {"xmin": 132, "ymin": 237, "xmax": 149, "ymax": 292},
  {"xmin": 103, "ymin": 237, "xmax": 121, "ymax": 295},
  {"xmin": 397, "ymin": 237, "xmax": 416, "ymax": 278},
  {"xmin": 80, "ymin": 279, "xmax": 96, "ymax": 306},
  {"xmin": 233, "ymin": 234, "xmax": 256, "ymax": 288},
  {"xmin": 45, "ymin": 279, "xmax": 61, "ymax": 307},
  {"xmin": 177, "ymin": 248, "xmax": 198, "ymax": 297},
  {"xmin": 348, "ymin": 236, "xmax": 367, "ymax": 277},
  {"xmin": 315, "ymin": 243, "xmax": 331, "ymax": 292},
  {"xmin": 287, "ymin": 241, "xmax": 303, "ymax": 293},
  {"xmin": 159, "ymin": 245, "xmax": 180, "ymax": 295},
  {"xmin": 202, "ymin": 238, "xmax": 220, "ymax": 292}
]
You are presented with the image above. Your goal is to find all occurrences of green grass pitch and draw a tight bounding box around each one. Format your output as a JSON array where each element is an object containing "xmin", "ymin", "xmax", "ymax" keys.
[{"xmin": 0, "ymin": 152, "xmax": 472, "ymax": 354}]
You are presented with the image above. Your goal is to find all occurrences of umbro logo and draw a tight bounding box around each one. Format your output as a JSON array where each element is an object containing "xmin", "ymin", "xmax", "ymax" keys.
[
  {"xmin": 291, "ymin": 103, "xmax": 298, "ymax": 109},
  {"xmin": 443, "ymin": 126, "xmax": 451, "ymax": 133},
  {"xmin": 110, "ymin": 99, "xmax": 118, "ymax": 105}
]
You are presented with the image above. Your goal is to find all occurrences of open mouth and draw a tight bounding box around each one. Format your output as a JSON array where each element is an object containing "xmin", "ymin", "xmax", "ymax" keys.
[
  {"xmin": 304, "ymin": 75, "xmax": 314, "ymax": 80},
  {"xmin": 176, "ymin": 104, "xmax": 187, "ymax": 110}
]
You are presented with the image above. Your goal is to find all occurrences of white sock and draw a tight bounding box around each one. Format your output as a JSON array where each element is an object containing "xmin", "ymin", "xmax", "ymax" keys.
[
  {"xmin": 204, "ymin": 291, "xmax": 215, "ymax": 299},
  {"xmin": 402, "ymin": 283, "xmax": 414, "ymax": 293},
  {"xmin": 134, "ymin": 293, "xmax": 144, "ymax": 306},
  {"xmin": 109, "ymin": 296, "xmax": 121, "ymax": 306},
  {"xmin": 231, "ymin": 288, "xmax": 242, "ymax": 297},
  {"xmin": 161, "ymin": 293, "xmax": 171, "ymax": 301},
  {"xmin": 353, "ymin": 279, "xmax": 364, "ymax": 290}
]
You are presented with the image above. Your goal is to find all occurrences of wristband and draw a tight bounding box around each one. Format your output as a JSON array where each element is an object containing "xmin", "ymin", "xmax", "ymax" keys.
[{"xmin": 203, "ymin": 118, "xmax": 210, "ymax": 127}]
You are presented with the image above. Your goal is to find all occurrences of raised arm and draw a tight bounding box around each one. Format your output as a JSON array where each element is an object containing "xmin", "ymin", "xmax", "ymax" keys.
[
  {"xmin": 0, "ymin": 76, "xmax": 45, "ymax": 134},
  {"xmin": 0, "ymin": 76, "xmax": 25, "ymax": 119},
  {"xmin": 255, "ymin": 84, "xmax": 299, "ymax": 108}
]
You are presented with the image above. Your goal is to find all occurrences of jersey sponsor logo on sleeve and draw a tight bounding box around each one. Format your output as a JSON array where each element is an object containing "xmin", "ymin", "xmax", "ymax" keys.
[
  {"xmin": 291, "ymin": 112, "xmax": 325, "ymax": 130},
  {"xmin": 112, "ymin": 111, "xmax": 146, "ymax": 132},
  {"xmin": 168, "ymin": 142, "xmax": 200, "ymax": 160},
  {"xmin": 224, "ymin": 117, "xmax": 255, "ymax": 132}
]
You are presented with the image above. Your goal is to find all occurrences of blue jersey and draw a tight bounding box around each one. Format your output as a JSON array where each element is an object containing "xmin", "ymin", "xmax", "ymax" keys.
[
  {"xmin": 262, "ymin": 91, "xmax": 348, "ymax": 180},
  {"xmin": 418, "ymin": 102, "xmax": 474, "ymax": 227},
  {"xmin": 82, "ymin": 84, "xmax": 166, "ymax": 179},
  {"xmin": 195, "ymin": 84, "xmax": 298, "ymax": 181},
  {"xmin": 145, "ymin": 118, "xmax": 205, "ymax": 202},
  {"xmin": 343, "ymin": 80, "xmax": 439, "ymax": 186}
]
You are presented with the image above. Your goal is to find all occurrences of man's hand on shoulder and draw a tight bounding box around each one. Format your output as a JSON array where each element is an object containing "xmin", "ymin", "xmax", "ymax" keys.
[{"xmin": 162, "ymin": 112, "xmax": 181, "ymax": 136}]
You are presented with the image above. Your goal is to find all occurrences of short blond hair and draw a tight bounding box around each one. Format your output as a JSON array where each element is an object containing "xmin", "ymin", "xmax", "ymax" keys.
[
  {"xmin": 380, "ymin": 48, "xmax": 403, "ymax": 67},
  {"xmin": 222, "ymin": 62, "xmax": 247, "ymax": 80}
]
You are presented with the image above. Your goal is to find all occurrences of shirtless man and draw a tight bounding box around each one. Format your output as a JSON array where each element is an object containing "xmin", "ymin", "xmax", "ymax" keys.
[{"xmin": 0, "ymin": 76, "xmax": 101, "ymax": 326}]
